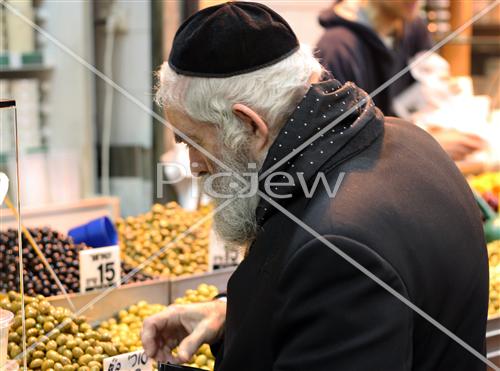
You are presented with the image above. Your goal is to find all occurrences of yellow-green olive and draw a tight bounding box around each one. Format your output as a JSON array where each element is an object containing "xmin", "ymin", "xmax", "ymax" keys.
[
  {"xmin": 30, "ymin": 359, "xmax": 44, "ymax": 369},
  {"xmin": 78, "ymin": 354, "xmax": 92, "ymax": 365},
  {"xmin": 42, "ymin": 359, "xmax": 55, "ymax": 371}
]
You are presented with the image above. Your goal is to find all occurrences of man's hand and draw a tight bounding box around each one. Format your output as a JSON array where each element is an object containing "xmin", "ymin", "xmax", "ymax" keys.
[
  {"xmin": 428, "ymin": 127, "xmax": 486, "ymax": 161},
  {"xmin": 141, "ymin": 300, "xmax": 226, "ymax": 364}
]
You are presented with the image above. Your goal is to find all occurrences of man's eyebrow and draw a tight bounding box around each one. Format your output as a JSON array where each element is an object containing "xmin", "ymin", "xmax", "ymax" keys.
[{"xmin": 174, "ymin": 133, "xmax": 201, "ymax": 145}]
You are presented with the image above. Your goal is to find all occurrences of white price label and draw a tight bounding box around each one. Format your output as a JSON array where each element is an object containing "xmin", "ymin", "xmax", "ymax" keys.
[
  {"xmin": 79, "ymin": 245, "xmax": 121, "ymax": 292},
  {"xmin": 103, "ymin": 349, "xmax": 152, "ymax": 371},
  {"xmin": 0, "ymin": 172, "xmax": 9, "ymax": 206}
]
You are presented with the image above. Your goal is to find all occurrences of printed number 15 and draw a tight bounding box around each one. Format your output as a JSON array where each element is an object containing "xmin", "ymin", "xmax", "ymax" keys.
[{"xmin": 98, "ymin": 262, "xmax": 115, "ymax": 283}]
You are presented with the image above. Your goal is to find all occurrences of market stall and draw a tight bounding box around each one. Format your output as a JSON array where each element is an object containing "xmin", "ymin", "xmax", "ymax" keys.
[{"xmin": 1, "ymin": 0, "xmax": 499, "ymax": 370}]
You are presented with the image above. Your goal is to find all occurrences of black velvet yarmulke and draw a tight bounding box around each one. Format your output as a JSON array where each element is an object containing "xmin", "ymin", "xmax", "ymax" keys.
[{"xmin": 168, "ymin": 1, "xmax": 300, "ymax": 78}]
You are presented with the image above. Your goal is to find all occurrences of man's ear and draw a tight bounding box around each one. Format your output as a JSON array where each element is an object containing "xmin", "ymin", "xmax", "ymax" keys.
[{"xmin": 232, "ymin": 103, "xmax": 269, "ymax": 151}]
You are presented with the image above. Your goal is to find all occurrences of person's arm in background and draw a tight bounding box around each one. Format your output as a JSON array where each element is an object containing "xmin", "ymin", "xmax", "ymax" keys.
[
  {"xmin": 404, "ymin": 17, "xmax": 486, "ymax": 161},
  {"xmin": 273, "ymin": 236, "xmax": 412, "ymax": 371}
]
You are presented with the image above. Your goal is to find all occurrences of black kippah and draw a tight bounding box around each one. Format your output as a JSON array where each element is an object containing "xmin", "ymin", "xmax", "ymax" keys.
[{"xmin": 168, "ymin": 1, "xmax": 300, "ymax": 78}]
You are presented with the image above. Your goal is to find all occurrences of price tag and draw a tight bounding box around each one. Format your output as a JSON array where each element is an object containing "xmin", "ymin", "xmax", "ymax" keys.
[
  {"xmin": 79, "ymin": 245, "xmax": 121, "ymax": 292},
  {"xmin": 103, "ymin": 349, "xmax": 153, "ymax": 371},
  {"xmin": 0, "ymin": 172, "xmax": 9, "ymax": 206}
]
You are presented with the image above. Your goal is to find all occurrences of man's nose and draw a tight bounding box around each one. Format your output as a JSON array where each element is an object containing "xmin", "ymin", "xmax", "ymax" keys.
[{"xmin": 189, "ymin": 147, "xmax": 209, "ymax": 176}]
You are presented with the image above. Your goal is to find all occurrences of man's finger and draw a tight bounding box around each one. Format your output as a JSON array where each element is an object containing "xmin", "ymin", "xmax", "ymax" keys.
[
  {"xmin": 176, "ymin": 322, "xmax": 209, "ymax": 363},
  {"xmin": 141, "ymin": 307, "xmax": 178, "ymax": 357}
]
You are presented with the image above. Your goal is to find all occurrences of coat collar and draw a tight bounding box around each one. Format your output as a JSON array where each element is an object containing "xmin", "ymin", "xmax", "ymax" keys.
[{"xmin": 255, "ymin": 79, "xmax": 384, "ymax": 226}]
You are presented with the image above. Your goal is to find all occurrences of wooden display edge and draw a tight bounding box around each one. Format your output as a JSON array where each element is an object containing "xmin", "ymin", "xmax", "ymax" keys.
[{"xmin": 46, "ymin": 268, "xmax": 237, "ymax": 324}]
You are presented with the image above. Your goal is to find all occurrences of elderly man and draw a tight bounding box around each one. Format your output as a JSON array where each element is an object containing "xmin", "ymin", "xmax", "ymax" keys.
[{"xmin": 142, "ymin": 2, "xmax": 488, "ymax": 371}]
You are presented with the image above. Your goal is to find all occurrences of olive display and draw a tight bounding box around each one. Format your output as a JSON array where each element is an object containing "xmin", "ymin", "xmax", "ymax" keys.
[
  {"xmin": 120, "ymin": 263, "xmax": 156, "ymax": 284},
  {"xmin": 117, "ymin": 203, "xmax": 212, "ymax": 278},
  {"xmin": 0, "ymin": 228, "xmax": 90, "ymax": 297},
  {"xmin": 0, "ymin": 228, "xmax": 156, "ymax": 298},
  {"xmin": 488, "ymin": 240, "xmax": 500, "ymax": 317},
  {"xmin": 97, "ymin": 301, "xmax": 165, "ymax": 353},
  {"xmin": 0, "ymin": 292, "xmax": 120, "ymax": 370},
  {"xmin": 97, "ymin": 284, "xmax": 219, "ymax": 370}
]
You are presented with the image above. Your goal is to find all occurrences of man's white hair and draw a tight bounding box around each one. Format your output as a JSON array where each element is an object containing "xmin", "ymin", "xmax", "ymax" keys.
[{"xmin": 155, "ymin": 44, "xmax": 323, "ymax": 150}]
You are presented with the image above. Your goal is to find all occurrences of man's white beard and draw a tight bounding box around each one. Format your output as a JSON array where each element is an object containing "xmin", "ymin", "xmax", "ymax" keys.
[{"xmin": 201, "ymin": 146, "xmax": 262, "ymax": 249}]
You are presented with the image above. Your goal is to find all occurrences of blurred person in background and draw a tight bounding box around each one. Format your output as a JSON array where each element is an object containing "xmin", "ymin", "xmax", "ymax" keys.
[{"xmin": 316, "ymin": 0, "xmax": 486, "ymax": 161}]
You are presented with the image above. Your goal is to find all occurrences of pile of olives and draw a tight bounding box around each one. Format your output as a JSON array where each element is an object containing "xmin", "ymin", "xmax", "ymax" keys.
[
  {"xmin": 0, "ymin": 228, "xmax": 90, "ymax": 297},
  {"xmin": 97, "ymin": 284, "xmax": 219, "ymax": 370},
  {"xmin": 97, "ymin": 301, "xmax": 165, "ymax": 353},
  {"xmin": 117, "ymin": 203, "xmax": 212, "ymax": 278},
  {"xmin": 0, "ymin": 291, "xmax": 121, "ymax": 370},
  {"xmin": 489, "ymin": 240, "xmax": 500, "ymax": 317},
  {"xmin": 120, "ymin": 263, "xmax": 156, "ymax": 284},
  {"xmin": 0, "ymin": 228, "xmax": 155, "ymax": 298}
]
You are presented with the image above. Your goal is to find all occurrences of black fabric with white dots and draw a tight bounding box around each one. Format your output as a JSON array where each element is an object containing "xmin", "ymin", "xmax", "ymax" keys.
[{"xmin": 255, "ymin": 79, "xmax": 384, "ymax": 225}]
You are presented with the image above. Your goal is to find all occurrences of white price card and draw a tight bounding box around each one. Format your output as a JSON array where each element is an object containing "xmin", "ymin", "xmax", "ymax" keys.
[
  {"xmin": 103, "ymin": 349, "xmax": 153, "ymax": 371},
  {"xmin": 79, "ymin": 245, "xmax": 121, "ymax": 292}
]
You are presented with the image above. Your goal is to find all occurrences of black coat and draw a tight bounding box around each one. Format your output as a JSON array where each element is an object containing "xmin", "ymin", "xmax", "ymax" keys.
[{"xmin": 213, "ymin": 80, "xmax": 488, "ymax": 371}]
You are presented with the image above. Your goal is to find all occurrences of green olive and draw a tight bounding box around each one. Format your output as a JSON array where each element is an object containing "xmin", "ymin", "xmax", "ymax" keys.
[
  {"xmin": 79, "ymin": 323, "xmax": 91, "ymax": 332},
  {"xmin": 25, "ymin": 317, "xmax": 37, "ymax": 329},
  {"xmin": 42, "ymin": 359, "xmax": 55, "ymax": 371},
  {"xmin": 46, "ymin": 340, "xmax": 58, "ymax": 351},
  {"xmin": 54, "ymin": 363, "xmax": 64, "ymax": 371},
  {"xmin": 32, "ymin": 350, "xmax": 45, "ymax": 359},
  {"xmin": 63, "ymin": 366, "xmax": 75, "ymax": 371},
  {"xmin": 93, "ymin": 345, "xmax": 103, "ymax": 355},
  {"xmin": 78, "ymin": 354, "xmax": 92, "ymax": 365},
  {"xmin": 99, "ymin": 333, "xmax": 111, "ymax": 342},
  {"xmin": 70, "ymin": 323, "xmax": 79, "ymax": 335},
  {"xmin": 30, "ymin": 359, "xmax": 44, "ymax": 369},
  {"xmin": 44, "ymin": 321, "xmax": 55, "ymax": 333},
  {"xmin": 26, "ymin": 306, "xmax": 38, "ymax": 319},
  {"xmin": 9, "ymin": 344, "xmax": 21, "ymax": 358},
  {"xmin": 49, "ymin": 328, "xmax": 61, "ymax": 340},
  {"xmin": 103, "ymin": 343, "xmax": 117, "ymax": 356},
  {"xmin": 66, "ymin": 339, "xmax": 76, "ymax": 349},
  {"xmin": 8, "ymin": 332, "xmax": 20, "ymax": 343},
  {"xmin": 57, "ymin": 345, "xmax": 66, "ymax": 354},
  {"xmin": 87, "ymin": 361, "xmax": 101, "ymax": 369},
  {"xmin": 39, "ymin": 301, "xmax": 51, "ymax": 314},
  {"xmin": 72, "ymin": 347, "xmax": 84, "ymax": 358},
  {"xmin": 12, "ymin": 315, "xmax": 22, "ymax": 329},
  {"xmin": 92, "ymin": 354, "xmax": 105, "ymax": 362},
  {"xmin": 63, "ymin": 349, "xmax": 73, "ymax": 360},
  {"xmin": 85, "ymin": 347, "xmax": 96, "ymax": 356},
  {"xmin": 59, "ymin": 356, "xmax": 71, "ymax": 366},
  {"xmin": 74, "ymin": 317, "xmax": 86, "ymax": 325},
  {"xmin": 47, "ymin": 349, "xmax": 61, "ymax": 362},
  {"xmin": 80, "ymin": 341, "xmax": 90, "ymax": 351},
  {"xmin": 45, "ymin": 315, "xmax": 56, "ymax": 323},
  {"xmin": 16, "ymin": 325, "xmax": 24, "ymax": 336},
  {"xmin": 35, "ymin": 342, "xmax": 46, "ymax": 352},
  {"xmin": 56, "ymin": 334, "xmax": 68, "ymax": 346},
  {"xmin": 78, "ymin": 367, "xmax": 90, "ymax": 371},
  {"xmin": 89, "ymin": 367, "xmax": 100, "ymax": 371},
  {"xmin": 27, "ymin": 327, "xmax": 39, "ymax": 337},
  {"xmin": 28, "ymin": 336, "xmax": 38, "ymax": 345}
]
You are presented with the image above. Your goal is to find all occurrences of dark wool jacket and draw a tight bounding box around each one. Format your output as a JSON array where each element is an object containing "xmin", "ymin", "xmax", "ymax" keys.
[
  {"xmin": 213, "ymin": 80, "xmax": 488, "ymax": 371},
  {"xmin": 316, "ymin": 6, "xmax": 433, "ymax": 116}
]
